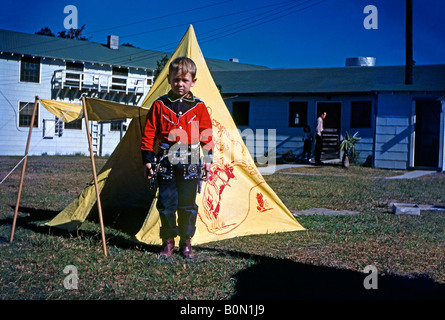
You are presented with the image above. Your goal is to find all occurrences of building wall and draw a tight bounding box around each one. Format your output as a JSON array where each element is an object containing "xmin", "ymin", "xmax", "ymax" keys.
[
  {"xmin": 225, "ymin": 91, "xmax": 445, "ymax": 170},
  {"xmin": 374, "ymin": 92, "xmax": 412, "ymax": 169},
  {"xmin": 224, "ymin": 93, "xmax": 376, "ymax": 164},
  {"xmin": 0, "ymin": 54, "xmax": 151, "ymax": 156},
  {"xmin": 375, "ymin": 91, "xmax": 444, "ymax": 170}
]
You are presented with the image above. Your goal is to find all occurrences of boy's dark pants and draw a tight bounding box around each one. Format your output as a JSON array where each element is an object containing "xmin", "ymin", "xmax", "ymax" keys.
[
  {"xmin": 156, "ymin": 164, "xmax": 199, "ymax": 240},
  {"xmin": 302, "ymin": 140, "xmax": 312, "ymax": 161}
]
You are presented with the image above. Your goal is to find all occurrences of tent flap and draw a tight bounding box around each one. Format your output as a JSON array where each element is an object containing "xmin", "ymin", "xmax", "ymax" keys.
[
  {"xmin": 40, "ymin": 98, "xmax": 147, "ymax": 122},
  {"xmin": 39, "ymin": 99, "xmax": 82, "ymax": 123},
  {"xmin": 85, "ymin": 98, "xmax": 147, "ymax": 121}
]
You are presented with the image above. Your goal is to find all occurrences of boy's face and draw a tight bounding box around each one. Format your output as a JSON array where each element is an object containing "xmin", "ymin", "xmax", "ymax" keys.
[{"xmin": 167, "ymin": 71, "xmax": 196, "ymax": 97}]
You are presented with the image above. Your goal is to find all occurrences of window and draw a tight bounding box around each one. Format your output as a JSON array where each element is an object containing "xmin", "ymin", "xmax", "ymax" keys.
[
  {"xmin": 19, "ymin": 101, "xmax": 39, "ymax": 127},
  {"xmin": 112, "ymin": 66, "xmax": 128, "ymax": 91},
  {"xmin": 20, "ymin": 56, "xmax": 40, "ymax": 83},
  {"xmin": 110, "ymin": 120, "xmax": 127, "ymax": 131},
  {"xmin": 351, "ymin": 101, "xmax": 372, "ymax": 128},
  {"xmin": 66, "ymin": 61, "xmax": 83, "ymax": 71},
  {"xmin": 146, "ymin": 70, "xmax": 154, "ymax": 86},
  {"xmin": 289, "ymin": 102, "xmax": 308, "ymax": 127},
  {"xmin": 54, "ymin": 117, "xmax": 63, "ymax": 136},
  {"xmin": 232, "ymin": 101, "xmax": 250, "ymax": 126},
  {"xmin": 64, "ymin": 119, "xmax": 82, "ymax": 130},
  {"xmin": 65, "ymin": 61, "xmax": 84, "ymax": 87}
]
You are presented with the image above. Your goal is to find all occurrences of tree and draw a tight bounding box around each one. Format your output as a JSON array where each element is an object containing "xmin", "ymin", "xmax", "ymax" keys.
[
  {"xmin": 57, "ymin": 24, "xmax": 90, "ymax": 41},
  {"xmin": 339, "ymin": 131, "xmax": 361, "ymax": 168},
  {"xmin": 35, "ymin": 25, "xmax": 90, "ymax": 41},
  {"xmin": 35, "ymin": 27, "xmax": 55, "ymax": 37},
  {"xmin": 122, "ymin": 43, "xmax": 138, "ymax": 48},
  {"xmin": 154, "ymin": 55, "xmax": 170, "ymax": 82}
]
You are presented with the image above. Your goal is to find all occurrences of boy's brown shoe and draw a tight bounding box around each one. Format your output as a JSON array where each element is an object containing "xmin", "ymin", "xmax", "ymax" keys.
[
  {"xmin": 159, "ymin": 238, "xmax": 175, "ymax": 258},
  {"xmin": 180, "ymin": 239, "xmax": 195, "ymax": 259}
]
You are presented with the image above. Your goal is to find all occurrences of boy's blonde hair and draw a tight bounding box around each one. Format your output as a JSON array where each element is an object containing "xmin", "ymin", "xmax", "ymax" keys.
[{"xmin": 169, "ymin": 56, "xmax": 197, "ymax": 78}]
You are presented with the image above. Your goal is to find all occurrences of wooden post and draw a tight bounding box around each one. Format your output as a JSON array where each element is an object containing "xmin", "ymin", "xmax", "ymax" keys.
[
  {"xmin": 10, "ymin": 96, "xmax": 39, "ymax": 242},
  {"xmin": 82, "ymin": 96, "xmax": 108, "ymax": 256}
]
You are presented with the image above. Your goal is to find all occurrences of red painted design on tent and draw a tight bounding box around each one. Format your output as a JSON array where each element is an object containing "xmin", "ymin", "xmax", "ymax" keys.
[
  {"xmin": 199, "ymin": 162, "xmax": 267, "ymax": 235},
  {"xmin": 200, "ymin": 163, "xmax": 237, "ymax": 234},
  {"xmin": 199, "ymin": 107, "xmax": 271, "ymax": 235},
  {"xmin": 256, "ymin": 192, "xmax": 273, "ymax": 213}
]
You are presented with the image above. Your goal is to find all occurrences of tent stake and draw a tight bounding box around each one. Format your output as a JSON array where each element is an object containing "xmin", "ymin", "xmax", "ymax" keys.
[
  {"xmin": 82, "ymin": 96, "xmax": 108, "ymax": 256},
  {"xmin": 10, "ymin": 96, "xmax": 39, "ymax": 243}
]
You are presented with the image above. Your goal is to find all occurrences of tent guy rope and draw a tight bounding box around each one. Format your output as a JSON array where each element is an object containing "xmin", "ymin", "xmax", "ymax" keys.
[{"xmin": 0, "ymin": 101, "xmax": 79, "ymax": 186}]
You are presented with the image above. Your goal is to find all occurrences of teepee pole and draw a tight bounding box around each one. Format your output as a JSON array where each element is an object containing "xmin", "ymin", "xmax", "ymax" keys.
[
  {"xmin": 82, "ymin": 96, "xmax": 108, "ymax": 256},
  {"xmin": 10, "ymin": 96, "xmax": 39, "ymax": 243}
]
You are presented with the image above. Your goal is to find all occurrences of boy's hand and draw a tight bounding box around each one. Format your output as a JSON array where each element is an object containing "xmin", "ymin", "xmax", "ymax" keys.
[
  {"xmin": 203, "ymin": 163, "xmax": 212, "ymax": 181},
  {"xmin": 144, "ymin": 163, "xmax": 154, "ymax": 179}
]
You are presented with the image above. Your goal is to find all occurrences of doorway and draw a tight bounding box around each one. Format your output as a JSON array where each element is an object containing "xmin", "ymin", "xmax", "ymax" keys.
[
  {"xmin": 317, "ymin": 102, "xmax": 341, "ymax": 160},
  {"xmin": 414, "ymin": 100, "xmax": 441, "ymax": 168}
]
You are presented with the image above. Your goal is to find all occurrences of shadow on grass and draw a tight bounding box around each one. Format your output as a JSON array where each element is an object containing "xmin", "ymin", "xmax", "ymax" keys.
[
  {"xmin": 4, "ymin": 206, "xmax": 445, "ymax": 300},
  {"xmin": 229, "ymin": 254, "xmax": 445, "ymax": 300},
  {"xmin": 1, "ymin": 206, "xmax": 160, "ymax": 254}
]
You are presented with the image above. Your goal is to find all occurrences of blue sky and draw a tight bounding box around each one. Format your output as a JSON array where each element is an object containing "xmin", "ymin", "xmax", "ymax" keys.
[{"xmin": 1, "ymin": 0, "xmax": 444, "ymax": 68}]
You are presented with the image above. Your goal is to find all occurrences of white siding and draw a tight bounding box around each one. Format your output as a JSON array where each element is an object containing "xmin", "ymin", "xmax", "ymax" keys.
[
  {"xmin": 0, "ymin": 54, "xmax": 151, "ymax": 156},
  {"xmin": 374, "ymin": 93, "xmax": 412, "ymax": 169}
]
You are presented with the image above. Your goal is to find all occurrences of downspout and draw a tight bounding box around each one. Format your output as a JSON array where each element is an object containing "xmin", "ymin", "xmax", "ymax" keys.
[
  {"xmin": 439, "ymin": 95, "xmax": 445, "ymax": 171},
  {"xmin": 372, "ymin": 91, "xmax": 378, "ymax": 168}
]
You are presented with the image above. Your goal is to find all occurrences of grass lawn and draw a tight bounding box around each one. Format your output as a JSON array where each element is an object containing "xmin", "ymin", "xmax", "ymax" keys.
[{"xmin": 0, "ymin": 156, "xmax": 444, "ymax": 300}]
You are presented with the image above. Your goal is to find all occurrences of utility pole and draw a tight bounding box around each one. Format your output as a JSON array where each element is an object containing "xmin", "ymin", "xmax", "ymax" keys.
[{"xmin": 405, "ymin": 0, "xmax": 413, "ymax": 85}]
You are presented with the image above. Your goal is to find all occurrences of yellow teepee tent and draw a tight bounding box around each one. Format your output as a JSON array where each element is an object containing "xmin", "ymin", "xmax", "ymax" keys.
[{"xmin": 44, "ymin": 25, "xmax": 304, "ymax": 246}]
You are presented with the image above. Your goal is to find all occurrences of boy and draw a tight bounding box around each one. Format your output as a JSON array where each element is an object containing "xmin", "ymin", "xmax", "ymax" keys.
[
  {"xmin": 141, "ymin": 57, "xmax": 214, "ymax": 258},
  {"xmin": 302, "ymin": 125, "xmax": 312, "ymax": 163}
]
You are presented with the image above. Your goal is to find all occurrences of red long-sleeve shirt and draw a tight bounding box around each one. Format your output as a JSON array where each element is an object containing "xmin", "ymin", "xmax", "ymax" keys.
[{"xmin": 141, "ymin": 91, "xmax": 214, "ymax": 163}]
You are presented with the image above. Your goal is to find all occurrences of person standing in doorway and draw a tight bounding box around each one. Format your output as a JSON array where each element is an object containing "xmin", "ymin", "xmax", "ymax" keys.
[{"xmin": 314, "ymin": 111, "xmax": 326, "ymax": 165}]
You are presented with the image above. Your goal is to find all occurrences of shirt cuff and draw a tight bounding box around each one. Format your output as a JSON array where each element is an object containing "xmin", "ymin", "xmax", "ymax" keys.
[{"xmin": 141, "ymin": 150, "xmax": 155, "ymax": 164}]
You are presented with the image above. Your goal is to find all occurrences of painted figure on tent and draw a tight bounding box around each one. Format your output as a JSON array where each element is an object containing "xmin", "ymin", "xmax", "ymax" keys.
[
  {"xmin": 201, "ymin": 162, "xmax": 236, "ymax": 232},
  {"xmin": 141, "ymin": 56, "xmax": 214, "ymax": 258}
]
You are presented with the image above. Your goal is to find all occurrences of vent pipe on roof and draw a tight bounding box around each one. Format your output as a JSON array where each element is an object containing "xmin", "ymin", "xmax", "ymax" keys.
[
  {"xmin": 345, "ymin": 57, "xmax": 376, "ymax": 67},
  {"xmin": 107, "ymin": 35, "xmax": 119, "ymax": 50},
  {"xmin": 229, "ymin": 58, "xmax": 239, "ymax": 63}
]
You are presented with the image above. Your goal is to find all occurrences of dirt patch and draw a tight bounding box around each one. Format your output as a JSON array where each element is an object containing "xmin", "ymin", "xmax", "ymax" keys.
[{"xmin": 291, "ymin": 208, "xmax": 360, "ymax": 216}]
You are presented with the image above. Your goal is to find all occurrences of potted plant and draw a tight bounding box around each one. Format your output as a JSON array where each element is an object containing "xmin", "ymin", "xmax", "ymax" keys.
[{"xmin": 339, "ymin": 131, "xmax": 361, "ymax": 168}]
